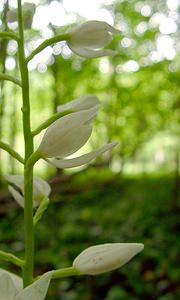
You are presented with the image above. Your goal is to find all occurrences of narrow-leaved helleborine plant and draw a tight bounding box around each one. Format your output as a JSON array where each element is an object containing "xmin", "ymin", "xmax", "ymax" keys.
[{"xmin": 0, "ymin": 1, "xmax": 144, "ymax": 299}]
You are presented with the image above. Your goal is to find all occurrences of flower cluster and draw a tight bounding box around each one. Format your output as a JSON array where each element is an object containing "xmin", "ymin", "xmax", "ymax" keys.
[{"xmin": 7, "ymin": 94, "xmax": 118, "ymax": 207}]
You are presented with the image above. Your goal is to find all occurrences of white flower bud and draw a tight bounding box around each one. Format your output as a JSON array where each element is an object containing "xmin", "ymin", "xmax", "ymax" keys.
[
  {"xmin": 6, "ymin": 175, "xmax": 51, "ymax": 208},
  {"xmin": 38, "ymin": 95, "xmax": 118, "ymax": 168},
  {"xmin": 38, "ymin": 106, "xmax": 99, "ymax": 158},
  {"xmin": 57, "ymin": 94, "xmax": 100, "ymax": 113},
  {"xmin": 0, "ymin": 268, "xmax": 53, "ymax": 300},
  {"xmin": 67, "ymin": 20, "xmax": 120, "ymax": 58},
  {"xmin": 73, "ymin": 243, "xmax": 144, "ymax": 275},
  {"xmin": 7, "ymin": 3, "xmax": 35, "ymax": 28}
]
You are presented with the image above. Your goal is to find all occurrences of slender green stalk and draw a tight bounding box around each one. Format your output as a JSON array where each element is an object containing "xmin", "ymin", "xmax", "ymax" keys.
[
  {"xmin": 17, "ymin": 0, "xmax": 34, "ymax": 287},
  {"xmin": 0, "ymin": 73, "xmax": 22, "ymax": 87},
  {"xmin": 0, "ymin": 31, "xmax": 18, "ymax": 40},
  {"xmin": 26, "ymin": 33, "xmax": 70, "ymax": 63},
  {"xmin": 52, "ymin": 267, "xmax": 79, "ymax": 279},
  {"xmin": 0, "ymin": 140, "xmax": 24, "ymax": 163},
  {"xmin": 22, "ymin": 152, "xmax": 40, "ymax": 286},
  {"xmin": 0, "ymin": 1, "xmax": 9, "ymax": 177},
  {"xmin": 34, "ymin": 267, "xmax": 79, "ymax": 281},
  {"xmin": 32, "ymin": 109, "xmax": 72, "ymax": 136},
  {"xmin": 0, "ymin": 250, "xmax": 24, "ymax": 267}
]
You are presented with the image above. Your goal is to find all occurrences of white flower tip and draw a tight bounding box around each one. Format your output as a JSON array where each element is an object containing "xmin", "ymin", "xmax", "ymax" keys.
[
  {"xmin": 57, "ymin": 94, "xmax": 100, "ymax": 113},
  {"xmin": 107, "ymin": 25, "xmax": 121, "ymax": 35},
  {"xmin": 73, "ymin": 243, "xmax": 144, "ymax": 275}
]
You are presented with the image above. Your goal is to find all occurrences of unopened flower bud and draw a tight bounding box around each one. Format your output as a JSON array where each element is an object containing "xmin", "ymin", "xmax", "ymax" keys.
[
  {"xmin": 67, "ymin": 20, "xmax": 120, "ymax": 58},
  {"xmin": 73, "ymin": 243, "xmax": 144, "ymax": 275},
  {"xmin": 38, "ymin": 95, "xmax": 118, "ymax": 169},
  {"xmin": 38, "ymin": 106, "xmax": 99, "ymax": 158},
  {"xmin": 7, "ymin": 3, "xmax": 35, "ymax": 29}
]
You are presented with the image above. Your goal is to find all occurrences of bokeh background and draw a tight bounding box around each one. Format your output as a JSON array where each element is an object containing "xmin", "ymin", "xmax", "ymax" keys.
[{"xmin": 0, "ymin": 0, "xmax": 180, "ymax": 299}]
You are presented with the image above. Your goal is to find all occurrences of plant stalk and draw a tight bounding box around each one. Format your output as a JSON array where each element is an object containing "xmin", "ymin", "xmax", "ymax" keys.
[{"xmin": 17, "ymin": 0, "xmax": 34, "ymax": 287}]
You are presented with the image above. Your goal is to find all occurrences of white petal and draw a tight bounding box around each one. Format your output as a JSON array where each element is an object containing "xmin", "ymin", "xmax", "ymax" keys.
[
  {"xmin": 57, "ymin": 94, "xmax": 99, "ymax": 113},
  {"xmin": 38, "ymin": 107, "xmax": 99, "ymax": 158},
  {"xmin": 0, "ymin": 273, "xmax": 19, "ymax": 299},
  {"xmin": 15, "ymin": 271, "xmax": 53, "ymax": 300},
  {"xmin": 6, "ymin": 175, "xmax": 24, "ymax": 191},
  {"xmin": 0, "ymin": 269, "xmax": 23, "ymax": 292},
  {"xmin": 8, "ymin": 186, "xmax": 24, "ymax": 208},
  {"xmin": 73, "ymin": 243, "xmax": 144, "ymax": 275},
  {"xmin": 69, "ymin": 46, "xmax": 117, "ymax": 58},
  {"xmin": 47, "ymin": 141, "xmax": 118, "ymax": 168}
]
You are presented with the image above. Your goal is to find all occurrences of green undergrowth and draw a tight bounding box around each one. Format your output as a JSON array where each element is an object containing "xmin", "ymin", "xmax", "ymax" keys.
[{"xmin": 0, "ymin": 168, "xmax": 179, "ymax": 299}]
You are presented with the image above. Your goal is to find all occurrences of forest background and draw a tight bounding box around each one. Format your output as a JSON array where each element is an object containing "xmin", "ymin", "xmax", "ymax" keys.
[{"xmin": 0, "ymin": 0, "xmax": 179, "ymax": 299}]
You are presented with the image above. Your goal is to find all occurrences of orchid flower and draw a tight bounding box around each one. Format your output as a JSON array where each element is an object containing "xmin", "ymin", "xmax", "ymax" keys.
[
  {"xmin": 67, "ymin": 20, "xmax": 120, "ymax": 58},
  {"xmin": 0, "ymin": 268, "xmax": 53, "ymax": 300},
  {"xmin": 6, "ymin": 175, "xmax": 51, "ymax": 208},
  {"xmin": 38, "ymin": 95, "xmax": 118, "ymax": 169},
  {"xmin": 73, "ymin": 243, "xmax": 144, "ymax": 275}
]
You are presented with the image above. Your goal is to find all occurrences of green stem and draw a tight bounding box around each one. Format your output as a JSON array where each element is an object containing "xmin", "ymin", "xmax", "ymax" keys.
[
  {"xmin": 34, "ymin": 267, "xmax": 79, "ymax": 281},
  {"xmin": 0, "ymin": 140, "xmax": 24, "ymax": 164},
  {"xmin": 26, "ymin": 33, "xmax": 70, "ymax": 63},
  {"xmin": 22, "ymin": 152, "xmax": 40, "ymax": 287},
  {"xmin": 0, "ymin": 250, "xmax": 24, "ymax": 267},
  {"xmin": 0, "ymin": 1, "xmax": 9, "ymax": 177},
  {"xmin": 17, "ymin": 0, "xmax": 34, "ymax": 287},
  {"xmin": 32, "ymin": 110, "xmax": 72, "ymax": 136},
  {"xmin": 0, "ymin": 31, "xmax": 18, "ymax": 40},
  {"xmin": 0, "ymin": 73, "xmax": 22, "ymax": 87},
  {"xmin": 52, "ymin": 267, "xmax": 79, "ymax": 279}
]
